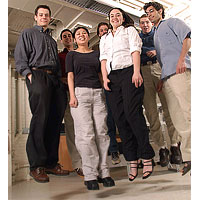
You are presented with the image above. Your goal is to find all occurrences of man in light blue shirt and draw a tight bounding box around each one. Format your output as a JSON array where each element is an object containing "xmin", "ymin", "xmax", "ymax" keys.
[{"xmin": 144, "ymin": 2, "xmax": 191, "ymax": 176}]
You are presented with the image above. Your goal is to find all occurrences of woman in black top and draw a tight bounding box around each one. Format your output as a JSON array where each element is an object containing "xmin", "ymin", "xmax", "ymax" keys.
[{"xmin": 66, "ymin": 27, "xmax": 115, "ymax": 190}]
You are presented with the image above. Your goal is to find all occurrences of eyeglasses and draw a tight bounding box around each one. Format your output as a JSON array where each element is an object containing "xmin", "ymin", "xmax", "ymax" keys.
[{"xmin": 145, "ymin": 9, "xmax": 154, "ymax": 16}]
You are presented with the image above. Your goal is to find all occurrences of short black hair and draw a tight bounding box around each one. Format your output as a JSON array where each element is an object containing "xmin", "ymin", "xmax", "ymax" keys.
[
  {"xmin": 143, "ymin": 2, "xmax": 165, "ymax": 19},
  {"xmin": 97, "ymin": 22, "xmax": 109, "ymax": 36},
  {"xmin": 108, "ymin": 8, "xmax": 135, "ymax": 30},
  {"xmin": 60, "ymin": 29, "xmax": 73, "ymax": 40},
  {"xmin": 72, "ymin": 27, "xmax": 90, "ymax": 38},
  {"xmin": 35, "ymin": 5, "xmax": 51, "ymax": 16}
]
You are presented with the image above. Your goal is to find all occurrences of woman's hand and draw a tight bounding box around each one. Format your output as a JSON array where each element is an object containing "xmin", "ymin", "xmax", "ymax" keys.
[
  {"xmin": 69, "ymin": 96, "xmax": 78, "ymax": 108},
  {"xmin": 103, "ymin": 78, "xmax": 111, "ymax": 91},
  {"xmin": 132, "ymin": 71, "xmax": 143, "ymax": 88}
]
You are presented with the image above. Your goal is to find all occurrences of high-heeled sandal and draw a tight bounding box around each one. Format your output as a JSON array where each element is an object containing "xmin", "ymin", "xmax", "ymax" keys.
[
  {"xmin": 181, "ymin": 161, "xmax": 191, "ymax": 176},
  {"xmin": 128, "ymin": 161, "xmax": 138, "ymax": 181},
  {"xmin": 142, "ymin": 159, "xmax": 154, "ymax": 179}
]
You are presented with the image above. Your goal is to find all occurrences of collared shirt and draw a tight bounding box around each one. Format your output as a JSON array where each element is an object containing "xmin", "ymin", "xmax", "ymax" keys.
[
  {"xmin": 14, "ymin": 25, "xmax": 61, "ymax": 77},
  {"xmin": 154, "ymin": 18, "xmax": 191, "ymax": 79},
  {"xmin": 99, "ymin": 26, "xmax": 142, "ymax": 74},
  {"xmin": 139, "ymin": 29, "xmax": 157, "ymax": 65},
  {"xmin": 58, "ymin": 48, "xmax": 69, "ymax": 78}
]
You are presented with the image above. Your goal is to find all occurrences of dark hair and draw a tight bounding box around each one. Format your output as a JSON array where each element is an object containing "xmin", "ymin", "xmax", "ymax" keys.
[
  {"xmin": 60, "ymin": 29, "xmax": 73, "ymax": 40},
  {"xmin": 139, "ymin": 14, "xmax": 148, "ymax": 23},
  {"xmin": 97, "ymin": 22, "xmax": 109, "ymax": 36},
  {"xmin": 108, "ymin": 8, "xmax": 135, "ymax": 29},
  {"xmin": 34, "ymin": 5, "xmax": 51, "ymax": 16},
  {"xmin": 143, "ymin": 2, "xmax": 165, "ymax": 19},
  {"xmin": 72, "ymin": 27, "xmax": 90, "ymax": 38}
]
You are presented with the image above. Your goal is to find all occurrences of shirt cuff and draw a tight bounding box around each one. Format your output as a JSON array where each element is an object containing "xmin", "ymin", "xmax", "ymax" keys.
[{"xmin": 21, "ymin": 68, "xmax": 32, "ymax": 77}]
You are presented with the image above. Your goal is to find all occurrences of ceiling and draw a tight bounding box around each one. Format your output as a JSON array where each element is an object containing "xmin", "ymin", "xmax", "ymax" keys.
[{"xmin": 8, "ymin": 0, "xmax": 191, "ymax": 52}]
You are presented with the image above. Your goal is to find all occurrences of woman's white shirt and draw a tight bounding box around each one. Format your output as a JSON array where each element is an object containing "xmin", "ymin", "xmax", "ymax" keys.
[{"xmin": 99, "ymin": 26, "xmax": 142, "ymax": 74}]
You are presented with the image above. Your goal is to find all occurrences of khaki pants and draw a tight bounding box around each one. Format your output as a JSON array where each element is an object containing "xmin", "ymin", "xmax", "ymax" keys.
[
  {"xmin": 142, "ymin": 63, "xmax": 181, "ymax": 148},
  {"xmin": 64, "ymin": 92, "xmax": 82, "ymax": 169},
  {"xmin": 71, "ymin": 87, "xmax": 110, "ymax": 181},
  {"xmin": 163, "ymin": 70, "xmax": 191, "ymax": 161}
]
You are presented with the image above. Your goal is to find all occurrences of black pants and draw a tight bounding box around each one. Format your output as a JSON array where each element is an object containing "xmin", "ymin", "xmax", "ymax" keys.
[
  {"xmin": 107, "ymin": 66, "xmax": 155, "ymax": 161},
  {"xmin": 26, "ymin": 70, "xmax": 67, "ymax": 170}
]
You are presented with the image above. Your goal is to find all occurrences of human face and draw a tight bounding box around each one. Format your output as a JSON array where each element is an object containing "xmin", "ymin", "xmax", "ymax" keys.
[
  {"xmin": 61, "ymin": 31, "xmax": 73, "ymax": 47},
  {"xmin": 109, "ymin": 9, "xmax": 124, "ymax": 30},
  {"xmin": 98, "ymin": 25, "xmax": 109, "ymax": 38},
  {"xmin": 74, "ymin": 28, "xmax": 89, "ymax": 46},
  {"xmin": 34, "ymin": 8, "xmax": 51, "ymax": 28},
  {"xmin": 145, "ymin": 6, "xmax": 162, "ymax": 27},
  {"xmin": 139, "ymin": 17, "xmax": 153, "ymax": 34}
]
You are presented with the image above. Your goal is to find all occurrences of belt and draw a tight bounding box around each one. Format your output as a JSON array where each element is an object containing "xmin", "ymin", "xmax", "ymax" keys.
[
  {"xmin": 141, "ymin": 60, "xmax": 157, "ymax": 66},
  {"xmin": 32, "ymin": 67, "xmax": 54, "ymax": 74}
]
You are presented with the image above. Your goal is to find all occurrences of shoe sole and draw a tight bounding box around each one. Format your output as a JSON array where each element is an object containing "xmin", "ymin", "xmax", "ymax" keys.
[
  {"xmin": 111, "ymin": 160, "xmax": 121, "ymax": 165},
  {"xmin": 30, "ymin": 173, "xmax": 49, "ymax": 183},
  {"xmin": 160, "ymin": 161, "xmax": 169, "ymax": 167},
  {"xmin": 45, "ymin": 171, "xmax": 69, "ymax": 176},
  {"xmin": 84, "ymin": 182, "xmax": 99, "ymax": 190}
]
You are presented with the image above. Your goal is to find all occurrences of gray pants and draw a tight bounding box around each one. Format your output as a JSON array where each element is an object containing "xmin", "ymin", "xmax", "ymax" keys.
[
  {"xmin": 141, "ymin": 63, "xmax": 181, "ymax": 148},
  {"xmin": 64, "ymin": 92, "xmax": 82, "ymax": 169},
  {"xmin": 70, "ymin": 87, "xmax": 110, "ymax": 181}
]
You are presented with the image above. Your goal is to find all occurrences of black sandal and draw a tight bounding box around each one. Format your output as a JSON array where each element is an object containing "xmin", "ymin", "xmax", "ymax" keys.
[
  {"xmin": 128, "ymin": 161, "xmax": 138, "ymax": 181},
  {"xmin": 181, "ymin": 161, "xmax": 191, "ymax": 176},
  {"xmin": 142, "ymin": 159, "xmax": 153, "ymax": 179}
]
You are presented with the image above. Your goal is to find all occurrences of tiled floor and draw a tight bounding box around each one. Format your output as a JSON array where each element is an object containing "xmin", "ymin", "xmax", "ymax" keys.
[{"xmin": 8, "ymin": 159, "xmax": 191, "ymax": 200}]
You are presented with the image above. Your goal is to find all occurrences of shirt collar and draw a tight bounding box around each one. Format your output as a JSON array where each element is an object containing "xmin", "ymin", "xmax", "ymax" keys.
[
  {"xmin": 155, "ymin": 20, "xmax": 165, "ymax": 30},
  {"xmin": 141, "ymin": 29, "xmax": 154, "ymax": 37},
  {"xmin": 34, "ymin": 25, "xmax": 50, "ymax": 34}
]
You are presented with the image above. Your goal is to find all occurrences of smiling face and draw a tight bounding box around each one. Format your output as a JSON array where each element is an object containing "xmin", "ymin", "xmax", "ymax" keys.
[
  {"xmin": 61, "ymin": 31, "xmax": 73, "ymax": 47},
  {"xmin": 74, "ymin": 28, "xmax": 89, "ymax": 46},
  {"xmin": 34, "ymin": 8, "xmax": 51, "ymax": 28},
  {"xmin": 98, "ymin": 25, "xmax": 109, "ymax": 38},
  {"xmin": 109, "ymin": 9, "xmax": 124, "ymax": 30},
  {"xmin": 145, "ymin": 6, "xmax": 162, "ymax": 27},
  {"xmin": 139, "ymin": 17, "xmax": 153, "ymax": 34}
]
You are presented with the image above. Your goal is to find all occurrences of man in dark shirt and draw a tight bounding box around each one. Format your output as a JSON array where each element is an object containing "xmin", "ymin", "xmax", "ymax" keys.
[
  {"xmin": 139, "ymin": 14, "xmax": 182, "ymax": 167},
  {"xmin": 58, "ymin": 29, "xmax": 83, "ymax": 177},
  {"xmin": 14, "ymin": 4, "xmax": 69, "ymax": 183}
]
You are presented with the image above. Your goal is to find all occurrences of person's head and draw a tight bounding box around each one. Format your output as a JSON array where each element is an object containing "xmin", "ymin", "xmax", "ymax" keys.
[
  {"xmin": 34, "ymin": 5, "xmax": 51, "ymax": 28},
  {"xmin": 97, "ymin": 22, "xmax": 109, "ymax": 38},
  {"xmin": 73, "ymin": 27, "xmax": 90, "ymax": 47},
  {"xmin": 139, "ymin": 14, "xmax": 153, "ymax": 34},
  {"xmin": 108, "ymin": 8, "xmax": 134, "ymax": 30},
  {"xmin": 143, "ymin": 2, "xmax": 165, "ymax": 25},
  {"xmin": 60, "ymin": 29, "xmax": 73, "ymax": 48}
]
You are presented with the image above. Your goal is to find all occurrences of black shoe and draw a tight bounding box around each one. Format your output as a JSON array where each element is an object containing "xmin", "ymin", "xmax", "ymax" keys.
[
  {"xmin": 111, "ymin": 152, "xmax": 121, "ymax": 165},
  {"xmin": 159, "ymin": 148, "xmax": 169, "ymax": 167},
  {"xmin": 170, "ymin": 142, "xmax": 183, "ymax": 164},
  {"xmin": 97, "ymin": 177, "xmax": 115, "ymax": 187},
  {"xmin": 84, "ymin": 180, "xmax": 99, "ymax": 190},
  {"xmin": 181, "ymin": 161, "xmax": 191, "ymax": 176}
]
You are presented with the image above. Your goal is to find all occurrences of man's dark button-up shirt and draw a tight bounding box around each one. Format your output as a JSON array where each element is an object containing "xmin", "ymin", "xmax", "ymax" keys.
[
  {"xmin": 139, "ymin": 29, "xmax": 157, "ymax": 65},
  {"xmin": 14, "ymin": 25, "xmax": 61, "ymax": 77}
]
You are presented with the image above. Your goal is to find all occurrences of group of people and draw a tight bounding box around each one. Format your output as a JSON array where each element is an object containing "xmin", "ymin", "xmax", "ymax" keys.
[{"xmin": 14, "ymin": 1, "xmax": 191, "ymax": 191}]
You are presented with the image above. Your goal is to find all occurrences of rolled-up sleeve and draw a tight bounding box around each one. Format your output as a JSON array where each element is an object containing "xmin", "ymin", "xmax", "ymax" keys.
[
  {"xmin": 99, "ymin": 35, "xmax": 107, "ymax": 61},
  {"xmin": 127, "ymin": 27, "xmax": 142, "ymax": 54},
  {"xmin": 14, "ymin": 31, "xmax": 32, "ymax": 77},
  {"xmin": 168, "ymin": 18, "xmax": 191, "ymax": 44}
]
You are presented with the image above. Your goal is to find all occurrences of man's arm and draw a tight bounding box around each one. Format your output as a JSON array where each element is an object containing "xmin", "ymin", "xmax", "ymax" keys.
[
  {"xmin": 176, "ymin": 37, "xmax": 191, "ymax": 74},
  {"xmin": 14, "ymin": 31, "xmax": 32, "ymax": 77}
]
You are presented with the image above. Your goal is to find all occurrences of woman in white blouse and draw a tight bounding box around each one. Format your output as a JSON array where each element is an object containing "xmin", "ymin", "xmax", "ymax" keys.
[{"xmin": 100, "ymin": 8, "xmax": 155, "ymax": 181}]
